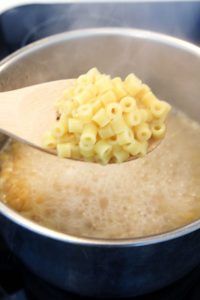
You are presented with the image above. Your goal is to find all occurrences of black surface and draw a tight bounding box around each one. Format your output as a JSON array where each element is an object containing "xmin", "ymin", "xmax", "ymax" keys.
[
  {"xmin": 0, "ymin": 2, "xmax": 200, "ymax": 52},
  {"xmin": 0, "ymin": 2, "xmax": 200, "ymax": 300}
]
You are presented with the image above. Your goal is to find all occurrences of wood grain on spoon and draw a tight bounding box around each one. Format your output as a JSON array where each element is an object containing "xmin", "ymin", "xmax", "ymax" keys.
[
  {"xmin": 0, "ymin": 80, "xmax": 74, "ymax": 152},
  {"xmin": 0, "ymin": 79, "xmax": 159, "ymax": 162}
]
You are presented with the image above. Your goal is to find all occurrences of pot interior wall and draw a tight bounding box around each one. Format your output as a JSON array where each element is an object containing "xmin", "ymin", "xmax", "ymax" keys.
[
  {"xmin": 0, "ymin": 30, "xmax": 200, "ymax": 123},
  {"xmin": 0, "ymin": 29, "xmax": 200, "ymax": 298}
]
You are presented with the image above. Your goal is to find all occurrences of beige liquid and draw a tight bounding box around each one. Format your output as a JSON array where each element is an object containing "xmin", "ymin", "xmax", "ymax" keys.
[{"xmin": 0, "ymin": 110, "xmax": 200, "ymax": 239}]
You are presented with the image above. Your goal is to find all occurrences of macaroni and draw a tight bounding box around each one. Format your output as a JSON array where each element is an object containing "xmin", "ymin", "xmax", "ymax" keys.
[
  {"xmin": 151, "ymin": 122, "xmax": 166, "ymax": 139},
  {"xmin": 124, "ymin": 110, "xmax": 142, "ymax": 127},
  {"xmin": 94, "ymin": 140, "xmax": 112, "ymax": 164},
  {"xmin": 117, "ymin": 129, "xmax": 134, "ymax": 146},
  {"xmin": 71, "ymin": 144, "xmax": 81, "ymax": 159},
  {"xmin": 80, "ymin": 123, "xmax": 97, "ymax": 147},
  {"xmin": 124, "ymin": 74, "xmax": 142, "ymax": 96},
  {"xmin": 92, "ymin": 108, "xmax": 110, "ymax": 127},
  {"xmin": 99, "ymin": 124, "xmax": 114, "ymax": 139},
  {"xmin": 111, "ymin": 116, "xmax": 127, "ymax": 134},
  {"xmin": 120, "ymin": 96, "xmax": 136, "ymax": 113},
  {"xmin": 150, "ymin": 101, "xmax": 171, "ymax": 119},
  {"xmin": 52, "ymin": 119, "xmax": 67, "ymax": 138},
  {"xmin": 57, "ymin": 143, "xmax": 71, "ymax": 158},
  {"xmin": 135, "ymin": 123, "xmax": 152, "ymax": 142},
  {"xmin": 68, "ymin": 118, "xmax": 83, "ymax": 134},
  {"xmin": 44, "ymin": 68, "xmax": 171, "ymax": 164},
  {"xmin": 112, "ymin": 77, "xmax": 127, "ymax": 99},
  {"xmin": 113, "ymin": 146, "xmax": 129, "ymax": 163},
  {"xmin": 99, "ymin": 90, "xmax": 117, "ymax": 106},
  {"xmin": 43, "ymin": 132, "xmax": 56, "ymax": 149},
  {"xmin": 77, "ymin": 104, "xmax": 93, "ymax": 122},
  {"xmin": 80, "ymin": 147, "xmax": 94, "ymax": 158},
  {"xmin": 123, "ymin": 141, "xmax": 141, "ymax": 156},
  {"xmin": 105, "ymin": 103, "xmax": 122, "ymax": 119}
]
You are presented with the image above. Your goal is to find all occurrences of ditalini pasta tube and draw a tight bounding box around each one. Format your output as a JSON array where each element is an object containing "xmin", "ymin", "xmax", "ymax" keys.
[{"xmin": 43, "ymin": 68, "xmax": 171, "ymax": 164}]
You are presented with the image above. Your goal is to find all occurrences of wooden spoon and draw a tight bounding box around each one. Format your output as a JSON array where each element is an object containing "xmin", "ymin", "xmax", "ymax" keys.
[
  {"xmin": 0, "ymin": 79, "xmax": 159, "ymax": 162},
  {"xmin": 0, "ymin": 80, "xmax": 72, "ymax": 151}
]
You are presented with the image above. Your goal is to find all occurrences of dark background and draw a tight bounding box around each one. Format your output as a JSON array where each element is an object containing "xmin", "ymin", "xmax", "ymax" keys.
[
  {"xmin": 0, "ymin": 2, "xmax": 200, "ymax": 54},
  {"xmin": 0, "ymin": 2, "xmax": 200, "ymax": 299}
]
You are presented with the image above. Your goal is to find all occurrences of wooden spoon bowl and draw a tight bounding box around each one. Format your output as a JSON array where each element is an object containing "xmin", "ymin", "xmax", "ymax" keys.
[{"xmin": 0, "ymin": 80, "xmax": 160, "ymax": 163}]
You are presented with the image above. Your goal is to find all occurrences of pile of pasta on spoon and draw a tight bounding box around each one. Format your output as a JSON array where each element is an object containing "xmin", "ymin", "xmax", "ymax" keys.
[{"xmin": 44, "ymin": 68, "xmax": 171, "ymax": 164}]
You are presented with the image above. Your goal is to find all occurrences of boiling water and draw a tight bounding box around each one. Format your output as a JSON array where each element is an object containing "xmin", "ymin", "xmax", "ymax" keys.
[{"xmin": 0, "ymin": 111, "xmax": 200, "ymax": 239}]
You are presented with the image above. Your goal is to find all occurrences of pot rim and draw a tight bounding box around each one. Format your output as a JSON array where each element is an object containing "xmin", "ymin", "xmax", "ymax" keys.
[{"xmin": 0, "ymin": 27, "xmax": 200, "ymax": 247}]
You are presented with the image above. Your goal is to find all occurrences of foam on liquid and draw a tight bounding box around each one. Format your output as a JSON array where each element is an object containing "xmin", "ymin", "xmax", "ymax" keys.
[{"xmin": 0, "ymin": 110, "xmax": 200, "ymax": 239}]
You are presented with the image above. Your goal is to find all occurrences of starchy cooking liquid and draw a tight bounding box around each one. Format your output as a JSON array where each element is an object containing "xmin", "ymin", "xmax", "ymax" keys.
[{"xmin": 0, "ymin": 110, "xmax": 200, "ymax": 238}]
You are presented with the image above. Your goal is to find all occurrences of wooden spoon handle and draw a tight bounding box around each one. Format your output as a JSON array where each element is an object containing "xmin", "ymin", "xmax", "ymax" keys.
[{"xmin": 0, "ymin": 80, "xmax": 70, "ymax": 147}]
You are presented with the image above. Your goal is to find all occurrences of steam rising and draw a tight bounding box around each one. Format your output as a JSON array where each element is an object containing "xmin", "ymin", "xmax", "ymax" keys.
[{"xmin": 22, "ymin": 2, "xmax": 200, "ymax": 45}]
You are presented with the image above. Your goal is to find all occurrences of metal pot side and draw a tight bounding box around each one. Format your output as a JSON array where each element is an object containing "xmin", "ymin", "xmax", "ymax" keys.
[{"xmin": 0, "ymin": 28, "xmax": 200, "ymax": 297}]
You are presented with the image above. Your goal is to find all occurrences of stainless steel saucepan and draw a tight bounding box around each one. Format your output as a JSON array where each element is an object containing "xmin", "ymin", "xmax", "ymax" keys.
[{"xmin": 0, "ymin": 28, "xmax": 200, "ymax": 298}]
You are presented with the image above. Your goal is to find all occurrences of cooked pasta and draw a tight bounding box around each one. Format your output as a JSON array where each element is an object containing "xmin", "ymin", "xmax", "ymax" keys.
[
  {"xmin": 52, "ymin": 118, "xmax": 67, "ymax": 138},
  {"xmin": 92, "ymin": 108, "xmax": 110, "ymax": 128},
  {"xmin": 68, "ymin": 118, "xmax": 83, "ymax": 134},
  {"xmin": 151, "ymin": 122, "xmax": 166, "ymax": 139},
  {"xmin": 111, "ymin": 116, "xmax": 127, "ymax": 134},
  {"xmin": 43, "ymin": 68, "xmax": 171, "ymax": 163},
  {"xmin": 117, "ymin": 129, "xmax": 133, "ymax": 146},
  {"xmin": 80, "ymin": 123, "xmax": 97, "ymax": 148},
  {"xmin": 57, "ymin": 143, "xmax": 71, "ymax": 158},
  {"xmin": 99, "ymin": 124, "xmax": 114, "ymax": 139},
  {"xmin": 94, "ymin": 140, "xmax": 112, "ymax": 163},
  {"xmin": 135, "ymin": 123, "xmax": 152, "ymax": 142},
  {"xmin": 43, "ymin": 132, "xmax": 56, "ymax": 149},
  {"xmin": 113, "ymin": 146, "xmax": 129, "ymax": 163},
  {"xmin": 105, "ymin": 103, "xmax": 122, "ymax": 119},
  {"xmin": 120, "ymin": 96, "xmax": 136, "ymax": 113},
  {"xmin": 77, "ymin": 104, "xmax": 93, "ymax": 122},
  {"xmin": 124, "ymin": 110, "xmax": 142, "ymax": 127}
]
